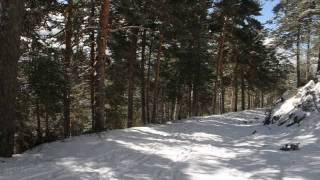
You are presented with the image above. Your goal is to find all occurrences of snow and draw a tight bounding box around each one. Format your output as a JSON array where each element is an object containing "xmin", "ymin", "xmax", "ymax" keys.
[
  {"xmin": 1, "ymin": 108, "xmax": 320, "ymax": 179},
  {"xmin": 270, "ymin": 80, "xmax": 320, "ymax": 126}
]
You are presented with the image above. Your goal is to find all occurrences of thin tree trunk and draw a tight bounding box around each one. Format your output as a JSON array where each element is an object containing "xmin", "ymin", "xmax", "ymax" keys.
[
  {"xmin": 296, "ymin": 26, "xmax": 301, "ymax": 87},
  {"xmin": 306, "ymin": 24, "xmax": 311, "ymax": 81},
  {"xmin": 170, "ymin": 99, "xmax": 175, "ymax": 120},
  {"xmin": 127, "ymin": 29, "xmax": 138, "ymax": 128},
  {"xmin": 173, "ymin": 98, "xmax": 178, "ymax": 120},
  {"xmin": 0, "ymin": 0, "xmax": 24, "ymax": 157},
  {"xmin": 36, "ymin": 100, "xmax": 42, "ymax": 141},
  {"xmin": 241, "ymin": 71, "xmax": 245, "ymax": 111},
  {"xmin": 45, "ymin": 111, "xmax": 49, "ymax": 140},
  {"xmin": 317, "ymin": 47, "xmax": 320, "ymax": 74},
  {"xmin": 188, "ymin": 84, "xmax": 192, "ymax": 117},
  {"xmin": 146, "ymin": 36, "xmax": 153, "ymax": 123},
  {"xmin": 232, "ymin": 75, "xmax": 238, "ymax": 112},
  {"xmin": 192, "ymin": 85, "xmax": 199, "ymax": 116},
  {"xmin": 63, "ymin": 0, "xmax": 73, "ymax": 138},
  {"xmin": 220, "ymin": 87, "xmax": 225, "ymax": 114},
  {"xmin": 247, "ymin": 90, "xmax": 251, "ymax": 110},
  {"xmin": 177, "ymin": 96, "xmax": 182, "ymax": 120},
  {"xmin": 232, "ymin": 48, "xmax": 239, "ymax": 112},
  {"xmin": 94, "ymin": 0, "xmax": 110, "ymax": 131},
  {"xmin": 140, "ymin": 30, "xmax": 147, "ymax": 125},
  {"xmin": 89, "ymin": 0, "xmax": 96, "ymax": 130},
  {"xmin": 151, "ymin": 34, "xmax": 163, "ymax": 123},
  {"xmin": 260, "ymin": 90, "xmax": 264, "ymax": 108}
]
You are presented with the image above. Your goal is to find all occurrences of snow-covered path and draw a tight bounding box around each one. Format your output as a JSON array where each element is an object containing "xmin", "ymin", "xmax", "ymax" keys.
[{"xmin": 1, "ymin": 109, "xmax": 320, "ymax": 180}]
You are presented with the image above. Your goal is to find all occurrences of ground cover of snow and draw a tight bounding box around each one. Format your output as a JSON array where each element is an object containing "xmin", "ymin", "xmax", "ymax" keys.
[{"xmin": 1, "ymin": 106, "xmax": 319, "ymax": 180}]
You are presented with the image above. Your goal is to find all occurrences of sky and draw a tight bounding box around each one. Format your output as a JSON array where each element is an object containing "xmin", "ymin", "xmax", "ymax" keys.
[{"xmin": 258, "ymin": 0, "xmax": 280, "ymax": 27}]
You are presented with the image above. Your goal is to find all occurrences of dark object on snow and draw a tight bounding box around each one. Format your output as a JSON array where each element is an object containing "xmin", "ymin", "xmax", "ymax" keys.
[
  {"xmin": 251, "ymin": 130, "xmax": 257, "ymax": 135},
  {"xmin": 254, "ymin": 117, "xmax": 259, "ymax": 120},
  {"xmin": 278, "ymin": 120, "xmax": 287, "ymax": 126},
  {"xmin": 264, "ymin": 109, "xmax": 272, "ymax": 125},
  {"xmin": 280, "ymin": 143, "xmax": 300, "ymax": 151},
  {"xmin": 243, "ymin": 121, "xmax": 253, "ymax": 124},
  {"xmin": 0, "ymin": 160, "xmax": 5, "ymax": 163},
  {"xmin": 286, "ymin": 114, "xmax": 306, "ymax": 127}
]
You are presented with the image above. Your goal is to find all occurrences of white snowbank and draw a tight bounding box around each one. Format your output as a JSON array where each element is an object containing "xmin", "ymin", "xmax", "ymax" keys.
[{"xmin": 270, "ymin": 80, "xmax": 320, "ymax": 126}]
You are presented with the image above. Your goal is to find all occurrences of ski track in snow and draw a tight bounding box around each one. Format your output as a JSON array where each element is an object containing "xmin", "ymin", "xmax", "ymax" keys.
[{"xmin": 0, "ymin": 109, "xmax": 320, "ymax": 180}]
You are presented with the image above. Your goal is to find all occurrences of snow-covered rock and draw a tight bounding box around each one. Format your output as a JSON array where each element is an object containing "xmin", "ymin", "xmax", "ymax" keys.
[{"xmin": 267, "ymin": 80, "xmax": 320, "ymax": 127}]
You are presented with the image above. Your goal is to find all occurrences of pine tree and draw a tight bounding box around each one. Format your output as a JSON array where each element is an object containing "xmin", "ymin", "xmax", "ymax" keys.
[
  {"xmin": 94, "ymin": 0, "xmax": 110, "ymax": 131},
  {"xmin": 0, "ymin": 0, "xmax": 24, "ymax": 157}
]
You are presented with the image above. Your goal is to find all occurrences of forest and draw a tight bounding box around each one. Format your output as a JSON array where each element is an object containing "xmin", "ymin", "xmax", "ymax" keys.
[{"xmin": 0, "ymin": 0, "xmax": 319, "ymax": 162}]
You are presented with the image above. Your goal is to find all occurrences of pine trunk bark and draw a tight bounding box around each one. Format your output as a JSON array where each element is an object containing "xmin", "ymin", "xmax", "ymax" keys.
[
  {"xmin": 146, "ymin": 39, "xmax": 153, "ymax": 124},
  {"xmin": 94, "ymin": 0, "xmax": 110, "ymax": 131},
  {"xmin": 213, "ymin": 18, "xmax": 226, "ymax": 114},
  {"xmin": 219, "ymin": 87, "xmax": 225, "ymax": 114},
  {"xmin": 89, "ymin": 0, "xmax": 96, "ymax": 130},
  {"xmin": 318, "ymin": 47, "xmax": 320, "ymax": 74},
  {"xmin": 241, "ymin": 71, "xmax": 245, "ymax": 111},
  {"xmin": 36, "ymin": 100, "xmax": 42, "ymax": 141},
  {"xmin": 188, "ymin": 84, "xmax": 192, "ymax": 117},
  {"xmin": 296, "ymin": 26, "xmax": 301, "ymax": 87},
  {"xmin": 63, "ymin": 0, "xmax": 73, "ymax": 138},
  {"xmin": 247, "ymin": 90, "xmax": 251, "ymax": 109},
  {"xmin": 232, "ymin": 75, "xmax": 238, "ymax": 112},
  {"xmin": 127, "ymin": 29, "xmax": 138, "ymax": 128},
  {"xmin": 151, "ymin": 34, "xmax": 163, "ymax": 123},
  {"xmin": 232, "ymin": 47, "xmax": 239, "ymax": 112},
  {"xmin": 306, "ymin": 24, "xmax": 311, "ymax": 81},
  {"xmin": 45, "ymin": 111, "xmax": 49, "ymax": 141},
  {"xmin": 0, "ymin": 0, "xmax": 24, "ymax": 157},
  {"xmin": 192, "ymin": 85, "xmax": 199, "ymax": 116},
  {"xmin": 260, "ymin": 90, "xmax": 264, "ymax": 108},
  {"xmin": 140, "ymin": 30, "xmax": 147, "ymax": 125}
]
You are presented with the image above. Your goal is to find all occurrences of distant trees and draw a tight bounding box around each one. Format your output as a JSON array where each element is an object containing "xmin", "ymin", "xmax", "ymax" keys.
[{"xmin": 272, "ymin": 0, "xmax": 320, "ymax": 87}]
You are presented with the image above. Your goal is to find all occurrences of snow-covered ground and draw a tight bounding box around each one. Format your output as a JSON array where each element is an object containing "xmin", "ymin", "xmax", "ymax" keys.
[{"xmin": 1, "ymin": 108, "xmax": 319, "ymax": 180}]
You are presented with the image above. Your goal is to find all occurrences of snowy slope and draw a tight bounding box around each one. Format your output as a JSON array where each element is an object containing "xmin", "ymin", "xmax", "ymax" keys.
[
  {"xmin": 1, "ymin": 109, "xmax": 320, "ymax": 180},
  {"xmin": 269, "ymin": 80, "xmax": 320, "ymax": 127}
]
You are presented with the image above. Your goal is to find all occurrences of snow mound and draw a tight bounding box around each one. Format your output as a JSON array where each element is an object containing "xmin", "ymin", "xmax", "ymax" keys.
[{"xmin": 266, "ymin": 80, "xmax": 320, "ymax": 127}]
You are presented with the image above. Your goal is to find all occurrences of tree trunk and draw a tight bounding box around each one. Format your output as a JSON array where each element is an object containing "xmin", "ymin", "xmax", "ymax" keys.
[
  {"xmin": 127, "ymin": 29, "xmax": 138, "ymax": 128},
  {"xmin": 94, "ymin": 0, "xmax": 110, "ymax": 131},
  {"xmin": 192, "ymin": 85, "xmax": 199, "ymax": 116},
  {"xmin": 36, "ymin": 100, "xmax": 42, "ymax": 141},
  {"xmin": 146, "ymin": 36, "xmax": 153, "ymax": 123},
  {"xmin": 45, "ymin": 111, "xmax": 49, "ymax": 141},
  {"xmin": 188, "ymin": 84, "xmax": 192, "ymax": 117},
  {"xmin": 241, "ymin": 71, "xmax": 245, "ymax": 111},
  {"xmin": 317, "ymin": 46, "xmax": 320, "ymax": 76},
  {"xmin": 89, "ymin": 0, "xmax": 96, "ymax": 130},
  {"xmin": 260, "ymin": 90, "xmax": 264, "ymax": 108},
  {"xmin": 63, "ymin": 0, "xmax": 73, "ymax": 138},
  {"xmin": 219, "ymin": 87, "xmax": 225, "ymax": 114},
  {"xmin": 247, "ymin": 90, "xmax": 251, "ymax": 110},
  {"xmin": 151, "ymin": 34, "xmax": 163, "ymax": 123},
  {"xmin": 0, "ymin": 0, "xmax": 24, "ymax": 157},
  {"xmin": 232, "ymin": 76, "xmax": 238, "ymax": 112},
  {"xmin": 231, "ymin": 46, "xmax": 239, "ymax": 112},
  {"xmin": 306, "ymin": 24, "xmax": 311, "ymax": 81},
  {"xmin": 140, "ymin": 30, "xmax": 147, "ymax": 125},
  {"xmin": 213, "ymin": 18, "xmax": 226, "ymax": 114},
  {"xmin": 296, "ymin": 26, "xmax": 301, "ymax": 87}
]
